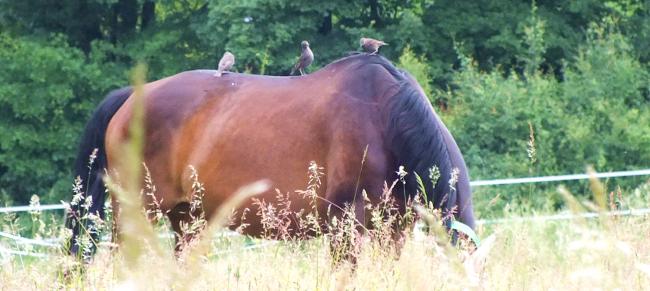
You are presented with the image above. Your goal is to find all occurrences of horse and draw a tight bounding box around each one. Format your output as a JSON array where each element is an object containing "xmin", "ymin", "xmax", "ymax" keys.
[{"xmin": 66, "ymin": 53, "xmax": 475, "ymax": 258}]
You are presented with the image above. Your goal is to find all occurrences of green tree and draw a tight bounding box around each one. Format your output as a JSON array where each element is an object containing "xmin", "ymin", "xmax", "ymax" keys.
[
  {"xmin": 443, "ymin": 25, "xmax": 650, "ymax": 216},
  {"xmin": 398, "ymin": 45, "xmax": 433, "ymax": 100},
  {"xmin": 0, "ymin": 33, "xmax": 123, "ymax": 203}
]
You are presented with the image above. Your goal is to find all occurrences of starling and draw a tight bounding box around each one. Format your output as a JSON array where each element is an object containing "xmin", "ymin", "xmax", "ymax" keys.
[
  {"xmin": 290, "ymin": 41, "xmax": 313, "ymax": 76},
  {"xmin": 214, "ymin": 51, "xmax": 235, "ymax": 77},
  {"xmin": 360, "ymin": 37, "xmax": 387, "ymax": 55}
]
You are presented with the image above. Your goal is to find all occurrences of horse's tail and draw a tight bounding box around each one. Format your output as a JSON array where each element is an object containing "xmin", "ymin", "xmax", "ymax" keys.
[
  {"xmin": 66, "ymin": 86, "xmax": 132, "ymax": 257},
  {"xmin": 385, "ymin": 73, "xmax": 475, "ymax": 229}
]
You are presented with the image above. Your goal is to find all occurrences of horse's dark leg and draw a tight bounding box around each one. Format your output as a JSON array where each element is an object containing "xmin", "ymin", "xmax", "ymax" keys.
[
  {"xmin": 326, "ymin": 192, "xmax": 366, "ymax": 266},
  {"xmin": 110, "ymin": 198, "xmax": 121, "ymax": 252},
  {"xmin": 324, "ymin": 142, "xmax": 390, "ymax": 266},
  {"xmin": 391, "ymin": 211, "xmax": 408, "ymax": 259},
  {"xmin": 167, "ymin": 202, "xmax": 193, "ymax": 254},
  {"xmin": 363, "ymin": 187, "xmax": 409, "ymax": 260}
]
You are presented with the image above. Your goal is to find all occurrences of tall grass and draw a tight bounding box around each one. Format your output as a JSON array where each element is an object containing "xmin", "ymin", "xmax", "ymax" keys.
[
  {"xmin": 3, "ymin": 142, "xmax": 650, "ymax": 289},
  {"xmin": 2, "ymin": 200, "xmax": 649, "ymax": 289}
]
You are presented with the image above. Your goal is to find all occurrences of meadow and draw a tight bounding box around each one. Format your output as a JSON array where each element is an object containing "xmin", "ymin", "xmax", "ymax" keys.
[
  {"xmin": 1, "ymin": 169, "xmax": 650, "ymax": 290},
  {"xmin": 2, "ymin": 202, "xmax": 650, "ymax": 290}
]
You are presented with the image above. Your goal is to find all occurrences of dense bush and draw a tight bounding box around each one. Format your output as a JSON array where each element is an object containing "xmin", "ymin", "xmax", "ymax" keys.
[
  {"xmin": 0, "ymin": 34, "xmax": 124, "ymax": 203},
  {"xmin": 442, "ymin": 24, "xmax": 650, "ymax": 216}
]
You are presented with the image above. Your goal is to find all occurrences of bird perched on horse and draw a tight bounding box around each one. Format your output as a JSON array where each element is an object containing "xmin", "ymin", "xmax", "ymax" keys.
[
  {"xmin": 290, "ymin": 40, "xmax": 313, "ymax": 76},
  {"xmin": 360, "ymin": 37, "xmax": 387, "ymax": 55},
  {"xmin": 214, "ymin": 51, "xmax": 235, "ymax": 77}
]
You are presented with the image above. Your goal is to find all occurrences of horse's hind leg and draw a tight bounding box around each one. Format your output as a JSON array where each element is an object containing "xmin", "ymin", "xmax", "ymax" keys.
[
  {"xmin": 109, "ymin": 197, "xmax": 121, "ymax": 252},
  {"xmin": 326, "ymin": 196, "xmax": 365, "ymax": 266},
  {"xmin": 167, "ymin": 202, "xmax": 196, "ymax": 254},
  {"xmin": 324, "ymin": 141, "xmax": 390, "ymax": 266}
]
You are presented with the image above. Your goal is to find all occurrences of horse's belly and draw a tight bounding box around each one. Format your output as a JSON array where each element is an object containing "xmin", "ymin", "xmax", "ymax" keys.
[{"xmin": 183, "ymin": 110, "xmax": 329, "ymax": 236}]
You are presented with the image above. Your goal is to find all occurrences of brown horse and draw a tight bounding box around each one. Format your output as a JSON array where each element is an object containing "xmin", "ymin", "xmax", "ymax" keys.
[{"xmin": 67, "ymin": 53, "xmax": 475, "ymax": 256}]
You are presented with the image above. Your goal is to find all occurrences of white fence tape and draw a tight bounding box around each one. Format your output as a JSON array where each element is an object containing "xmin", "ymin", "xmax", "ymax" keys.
[
  {"xmin": 0, "ymin": 231, "xmax": 60, "ymax": 247},
  {"xmin": 0, "ymin": 204, "xmax": 66, "ymax": 213},
  {"xmin": 0, "ymin": 245, "xmax": 49, "ymax": 258},
  {"xmin": 211, "ymin": 241, "xmax": 280, "ymax": 256},
  {"xmin": 469, "ymin": 168, "xmax": 650, "ymax": 186},
  {"xmin": 477, "ymin": 208, "xmax": 650, "ymax": 225},
  {"xmin": 1, "ymin": 169, "xmax": 649, "ymax": 215}
]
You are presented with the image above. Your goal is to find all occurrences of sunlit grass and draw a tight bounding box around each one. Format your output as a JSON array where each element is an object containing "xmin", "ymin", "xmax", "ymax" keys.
[{"xmin": 1, "ymin": 213, "xmax": 650, "ymax": 290}]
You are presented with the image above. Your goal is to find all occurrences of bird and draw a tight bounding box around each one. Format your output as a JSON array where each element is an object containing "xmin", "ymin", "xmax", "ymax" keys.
[
  {"xmin": 214, "ymin": 51, "xmax": 235, "ymax": 77},
  {"xmin": 360, "ymin": 37, "xmax": 387, "ymax": 55},
  {"xmin": 290, "ymin": 40, "xmax": 313, "ymax": 76}
]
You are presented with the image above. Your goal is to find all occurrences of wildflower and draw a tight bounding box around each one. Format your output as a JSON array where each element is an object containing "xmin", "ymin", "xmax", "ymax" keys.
[
  {"xmin": 71, "ymin": 176, "xmax": 84, "ymax": 206},
  {"xmin": 307, "ymin": 160, "xmax": 324, "ymax": 191},
  {"xmin": 88, "ymin": 148, "xmax": 99, "ymax": 170},
  {"xmin": 28, "ymin": 194, "xmax": 41, "ymax": 216},
  {"xmin": 429, "ymin": 165, "xmax": 440, "ymax": 186},
  {"xmin": 448, "ymin": 167, "xmax": 459, "ymax": 192},
  {"xmin": 331, "ymin": 216, "xmax": 338, "ymax": 227},
  {"xmin": 86, "ymin": 213, "xmax": 104, "ymax": 229},
  {"xmin": 60, "ymin": 201, "xmax": 72, "ymax": 212},
  {"xmin": 362, "ymin": 189, "xmax": 371, "ymax": 203},
  {"xmin": 526, "ymin": 122, "xmax": 537, "ymax": 164},
  {"xmin": 396, "ymin": 166, "xmax": 408, "ymax": 184},
  {"xmin": 82, "ymin": 196, "xmax": 93, "ymax": 211},
  {"xmin": 296, "ymin": 161, "xmax": 323, "ymax": 201},
  {"xmin": 308, "ymin": 161, "xmax": 319, "ymax": 178}
]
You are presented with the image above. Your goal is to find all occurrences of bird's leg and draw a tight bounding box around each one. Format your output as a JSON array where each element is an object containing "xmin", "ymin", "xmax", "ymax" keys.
[
  {"xmin": 300, "ymin": 68, "xmax": 305, "ymax": 76},
  {"xmin": 370, "ymin": 49, "xmax": 378, "ymax": 55}
]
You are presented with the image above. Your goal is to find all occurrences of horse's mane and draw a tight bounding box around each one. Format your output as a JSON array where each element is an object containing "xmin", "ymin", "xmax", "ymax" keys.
[{"xmin": 330, "ymin": 53, "xmax": 471, "ymax": 224}]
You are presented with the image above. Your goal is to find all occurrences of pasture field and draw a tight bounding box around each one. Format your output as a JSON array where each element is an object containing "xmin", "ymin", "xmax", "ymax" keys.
[
  {"xmin": 2, "ymin": 2, "xmax": 650, "ymax": 290},
  {"xmin": 2, "ymin": 184, "xmax": 650, "ymax": 290}
]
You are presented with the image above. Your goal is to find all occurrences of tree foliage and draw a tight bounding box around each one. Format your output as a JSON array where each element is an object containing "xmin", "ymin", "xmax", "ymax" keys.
[
  {"xmin": 0, "ymin": 0, "xmax": 649, "ymax": 206},
  {"xmin": 444, "ymin": 23, "xmax": 650, "ymax": 215},
  {"xmin": 0, "ymin": 33, "xmax": 123, "ymax": 202}
]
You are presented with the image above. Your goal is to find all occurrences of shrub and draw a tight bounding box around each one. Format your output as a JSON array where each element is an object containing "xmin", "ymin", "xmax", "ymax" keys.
[
  {"xmin": 442, "ymin": 25, "xmax": 650, "ymax": 217},
  {"xmin": 0, "ymin": 33, "xmax": 122, "ymax": 204}
]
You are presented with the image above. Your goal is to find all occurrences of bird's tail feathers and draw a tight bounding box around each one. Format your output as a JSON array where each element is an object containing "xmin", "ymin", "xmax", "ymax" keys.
[{"xmin": 290, "ymin": 64, "xmax": 298, "ymax": 75}]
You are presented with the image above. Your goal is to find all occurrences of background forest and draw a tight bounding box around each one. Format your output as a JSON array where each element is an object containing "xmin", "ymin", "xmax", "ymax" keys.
[{"xmin": 1, "ymin": 0, "xmax": 649, "ymax": 218}]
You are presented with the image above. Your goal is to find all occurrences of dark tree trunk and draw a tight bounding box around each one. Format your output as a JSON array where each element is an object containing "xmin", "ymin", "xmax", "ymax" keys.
[
  {"xmin": 109, "ymin": 4, "xmax": 118, "ymax": 44},
  {"xmin": 368, "ymin": 0, "xmax": 382, "ymax": 27},
  {"xmin": 318, "ymin": 12, "xmax": 332, "ymax": 35},
  {"xmin": 75, "ymin": 0, "xmax": 103, "ymax": 53},
  {"xmin": 117, "ymin": 0, "xmax": 138, "ymax": 36},
  {"xmin": 141, "ymin": 1, "xmax": 155, "ymax": 30}
]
